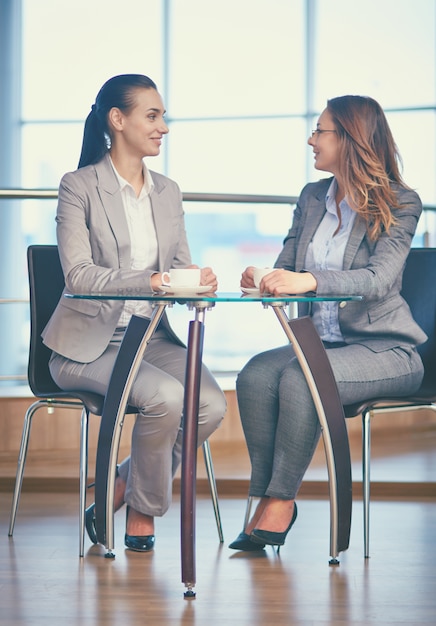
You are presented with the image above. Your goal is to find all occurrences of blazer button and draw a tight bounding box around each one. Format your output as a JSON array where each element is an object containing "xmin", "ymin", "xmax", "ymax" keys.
[{"xmin": 339, "ymin": 301, "xmax": 347, "ymax": 309}]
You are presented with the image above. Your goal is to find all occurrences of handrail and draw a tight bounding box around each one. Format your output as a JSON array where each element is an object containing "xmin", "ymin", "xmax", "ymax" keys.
[
  {"xmin": 0, "ymin": 188, "xmax": 299, "ymax": 205},
  {"xmin": 1, "ymin": 187, "xmax": 434, "ymax": 213}
]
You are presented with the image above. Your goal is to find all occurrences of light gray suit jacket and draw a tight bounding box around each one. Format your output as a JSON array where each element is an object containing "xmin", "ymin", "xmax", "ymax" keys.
[
  {"xmin": 274, "ymin": 177, "xmax": 427, "ymax": 352},
  {"xmin": 42, "ymin": 154, "xmax": 190, "ymax": 362}
]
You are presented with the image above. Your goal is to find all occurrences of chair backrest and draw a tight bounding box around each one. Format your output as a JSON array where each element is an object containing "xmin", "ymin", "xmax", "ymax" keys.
[
  {"xmin": 27, "ymin": 245, "xmax": 65, "ymax": 396},
  {"xmin": 401, "ymin": 248, "xmax": 436, "ymax": 387}
]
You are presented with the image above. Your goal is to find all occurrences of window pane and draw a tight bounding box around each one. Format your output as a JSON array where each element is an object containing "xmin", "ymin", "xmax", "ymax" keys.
[
  {"xmin": 386, "ymin": 110, "xmax": 436, "ymax": 205},
  {"xmin": 21, "ymin": 124, "xmax": 83, "ymax": 186},
  {"xmin": 314, "ymin": 0, "xmax": 435, "ymax": 110},
  {"xmin": 169, "ymin": 0, "xmax": 305, "ymax": 117},
  {"xmin": 167, "ymin": 118, "xmax": 308, "ymax": 195},
  {"xmin": 22, "ymin": 0, "xmax": 163, "ymax": 120}
]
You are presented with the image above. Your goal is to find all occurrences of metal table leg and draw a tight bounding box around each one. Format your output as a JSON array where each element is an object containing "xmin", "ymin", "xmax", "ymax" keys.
[
  {"xmin": 271, "ymin": 307, "xmax": 352, "ymax": 564},
  {"xmin": 94, "ymin": 304, "xmax": 167, "ymax": 555}
]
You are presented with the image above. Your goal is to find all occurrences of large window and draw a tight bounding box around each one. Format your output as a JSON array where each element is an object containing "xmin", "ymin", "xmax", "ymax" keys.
[{"xmin": 1, "ymin": 0, "xmax": 435, "ymax": 382}]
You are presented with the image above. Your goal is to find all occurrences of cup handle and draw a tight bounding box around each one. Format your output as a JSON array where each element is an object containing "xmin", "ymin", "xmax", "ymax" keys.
[{"xmin": 161, "ymin": 271, "xmax": 171, "ymax": 286}]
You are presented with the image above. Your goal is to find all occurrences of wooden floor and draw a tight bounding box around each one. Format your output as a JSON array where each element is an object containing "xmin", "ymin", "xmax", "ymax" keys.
[
  {"xmin": 1, "ymin": 394, "xmax": 435, "ymax": 624},
  {"xmin": 1, "ymin": 491, "xmax": 436, "ymax": 625}
]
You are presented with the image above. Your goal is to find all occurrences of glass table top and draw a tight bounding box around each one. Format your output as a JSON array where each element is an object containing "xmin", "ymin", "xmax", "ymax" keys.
[{"xmin": 65, "ymin": 290, "xmax": 363, "ymax": 304}]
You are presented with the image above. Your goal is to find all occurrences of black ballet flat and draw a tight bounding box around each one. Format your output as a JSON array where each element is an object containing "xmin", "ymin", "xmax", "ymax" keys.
[
  {"xmin": 124, "ymin": 533, "xmax": 155, "ymax": 552},
  {"xmin": 250, "ymin": 502, "xmax": 298, "ymax": 549},
  {"xmin": 228, "ymin": 531, "xmax": 265, "ymax": 551},
  {"xmin": 85, "ymin": 504, "xmax": 98, "ymax": 544}
]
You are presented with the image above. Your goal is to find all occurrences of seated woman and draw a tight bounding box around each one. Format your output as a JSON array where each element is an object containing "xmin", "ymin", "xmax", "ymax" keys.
[
  {"xmin": 42, "ymin": 74, "xmax": 226, "ymax": 552},
  {"xmin": 229, "ymin": 95, "xmax": 426, "ymax": 552}
]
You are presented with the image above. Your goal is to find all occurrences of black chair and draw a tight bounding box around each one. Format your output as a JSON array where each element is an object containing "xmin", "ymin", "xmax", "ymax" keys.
[
  {"xmin": 344, "ymin": 247, "xmax": 436, "ymax": 557},
  {"xmin": 8, "ymin": 245, "xmax": 223, "ymax": 555}
]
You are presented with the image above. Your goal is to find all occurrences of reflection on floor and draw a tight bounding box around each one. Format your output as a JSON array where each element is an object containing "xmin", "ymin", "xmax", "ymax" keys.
[{"xmin": 1, "ymin": 493, "xmax": 435, "ymax": 625}]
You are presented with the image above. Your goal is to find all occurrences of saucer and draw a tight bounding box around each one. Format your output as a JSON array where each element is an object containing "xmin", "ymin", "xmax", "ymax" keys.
[
  {"xmin": 159, "ymin": 285, "xmax": 214, "ymax": 295},
  {"xmin": 241, "ymin": 287, "xmax": 261, "ymax": 295}
]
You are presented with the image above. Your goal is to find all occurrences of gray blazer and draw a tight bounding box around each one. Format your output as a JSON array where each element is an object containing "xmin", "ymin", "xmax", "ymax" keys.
[
  {"xmin": 42, "ymin": 154, "xmax": 190, "ymax": 362},
  {"xmin": 275, "ymin": 177, "xmax": 427, "ymax": 352}
]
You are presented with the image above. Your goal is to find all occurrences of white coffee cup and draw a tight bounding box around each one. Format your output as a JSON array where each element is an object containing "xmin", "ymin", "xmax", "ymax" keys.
[
  {"xmin": 161, "ymin": 268, "xmax": 201, "ymax": 288},
  {"xmin": 253, "ymin": 267, "xmax": 275, "ymax": 288}
]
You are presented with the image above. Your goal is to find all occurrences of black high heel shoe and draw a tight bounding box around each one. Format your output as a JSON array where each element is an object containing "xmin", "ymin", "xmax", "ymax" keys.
[
  {"xmin": 85, "ymin": 465, "xmax": 120, "ymax": 545},
  {"xmin": 250, "ymin": 502, "xmax": 298, "ymax": 550},
  {"xmin": 124, "ymin": 505, "xmax": 155, "ymax": 552},
  {"xmin": 228, "ymin": 531, "xmax": 265, "ymax": 552}
]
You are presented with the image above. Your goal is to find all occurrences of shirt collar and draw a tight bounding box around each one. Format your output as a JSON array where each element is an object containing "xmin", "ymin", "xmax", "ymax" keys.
[{"xmin": 325, "ymin": 177, "xmax": 352, "ymax": 214}]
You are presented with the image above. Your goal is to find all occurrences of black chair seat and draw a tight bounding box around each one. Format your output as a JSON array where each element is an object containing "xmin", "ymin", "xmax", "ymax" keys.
[{"xmin": 344, "ymin": 385, "xmax": 436, "ymax": 419}]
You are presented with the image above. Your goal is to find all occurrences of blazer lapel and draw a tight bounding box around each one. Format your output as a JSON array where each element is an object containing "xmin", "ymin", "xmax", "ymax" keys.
[
  {"xmin": 343, "ymin": 218, "xmax": 368, "ymax": 269},
  {"xmin": 295, "ymin": 180, "xmax": 330, "ymax": 271},
  {"xmin": 149, "ymin": 172, "xmax": 170, "ymax": 270},
  {"xmin": 94, "ymin": 155, "xmax": 131, "ymax": 268}
]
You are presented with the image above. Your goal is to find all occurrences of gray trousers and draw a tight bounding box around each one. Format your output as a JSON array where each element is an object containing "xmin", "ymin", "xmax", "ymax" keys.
[
  {"xmin": 236, "ymin": 342, "xmax": 424, "ymax": 500},
  {"xmin": 49, "ymin": 327, "xmax": 226, "ymax": 517}
]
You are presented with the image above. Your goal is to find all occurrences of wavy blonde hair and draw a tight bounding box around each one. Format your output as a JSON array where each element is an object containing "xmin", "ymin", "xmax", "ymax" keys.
[{"xmin": 327, "ymin": 95, "xmax": 408, "ymax": 240}]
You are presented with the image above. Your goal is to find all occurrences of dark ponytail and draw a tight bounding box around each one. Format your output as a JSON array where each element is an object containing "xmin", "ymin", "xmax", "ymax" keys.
[{"xmin": 77, "ymin": 74, "xmax": 158, "ymax": 169}]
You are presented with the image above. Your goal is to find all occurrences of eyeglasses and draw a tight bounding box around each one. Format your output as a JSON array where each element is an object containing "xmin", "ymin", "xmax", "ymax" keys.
[{"xmin": 311, "ymin": 129, "xmax": 337, "ymax": 137}]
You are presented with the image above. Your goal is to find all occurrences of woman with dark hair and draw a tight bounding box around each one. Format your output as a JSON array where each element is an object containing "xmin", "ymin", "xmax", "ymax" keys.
[
  {"xmin": 42, "ymin": 74, "xmax": 226, "ymax": 552},
  {"xmin": 229, "ymin": 95, "xmax": 426, "ymax": 552}
]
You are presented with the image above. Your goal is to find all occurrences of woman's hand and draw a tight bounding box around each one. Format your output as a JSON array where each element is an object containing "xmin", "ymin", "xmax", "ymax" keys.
[
  {"xmin": 240, "ymin": 266, "xmax": 256, "ymax": 288},
  {"xmin": 189, "ymin": 264, "xmax": 218, "ymax": 291},
  {"xmin": 260, "ymin": 268, "xmax": 317, "ymax": 295},
  {"xmin": 150, "ymin": 272, "xmax": 164, "ymax": 291}
]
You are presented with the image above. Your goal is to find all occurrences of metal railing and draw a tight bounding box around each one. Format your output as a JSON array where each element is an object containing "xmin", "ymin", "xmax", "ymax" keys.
[{"xmin": 0, "ymin": 188, "xmax": 299, "ymax": 203}]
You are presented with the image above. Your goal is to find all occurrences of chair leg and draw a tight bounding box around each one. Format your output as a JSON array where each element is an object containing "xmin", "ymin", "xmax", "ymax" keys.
[
  {"xmin": 243, "ymin": 496, "xmax": 254, "ymax": 530},
  {"xmin": 362, "ymin": 408, "xmax": 371, "ymax": 558},
  {"xmin": 8, "ymin": 400, "xmax": 44, "ymax": 536},
  {"xmin": 202, "ymin": 439, "xmax": 224, "ymax": 542},
  {"xmin": 79, "ymin": 407, "xmax": 90, "ymax": 557}
]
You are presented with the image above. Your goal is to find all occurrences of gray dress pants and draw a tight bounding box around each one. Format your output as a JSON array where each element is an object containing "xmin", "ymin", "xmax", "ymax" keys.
[
  {"xmin": 236, "ymin": 341, "xmax": 424, "ymax": 500},
  {"xmin": 49, "ymin": 326, "xmax": 226, "ymax": 517}
]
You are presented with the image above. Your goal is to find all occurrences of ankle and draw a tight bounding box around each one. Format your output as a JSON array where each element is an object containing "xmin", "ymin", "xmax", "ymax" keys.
[
  {"xmin": 126, "ymin": 506, "xmax": 154, "ymax": 536},
  {"xmin": 245, "ymin": 496, "xmax": 269, "ymax": 534},
  {"xmin": 255, "ymin": 498, "xmax": 295, "ymax": 532},
  {"xmin": 113, "ymin": 476, "xmax": 126, "ymax": 511}
]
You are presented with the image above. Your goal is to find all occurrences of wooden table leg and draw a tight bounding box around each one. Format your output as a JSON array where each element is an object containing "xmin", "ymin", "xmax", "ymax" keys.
[{"xmin": 181, "ymin": 307, "xmax": 206, "ymax": 597}]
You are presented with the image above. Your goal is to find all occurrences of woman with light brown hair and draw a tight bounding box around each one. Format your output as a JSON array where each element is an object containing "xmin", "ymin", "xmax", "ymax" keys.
[{"xmin": 229, "ymin": 95, "xmax": 426, "ymax": 552}]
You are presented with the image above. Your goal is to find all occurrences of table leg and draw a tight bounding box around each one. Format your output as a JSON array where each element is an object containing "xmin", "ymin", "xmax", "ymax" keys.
[
  {"xmin": 181, "ymin": 307, "xmax": 206, "ymax": 598},
  {"xmin": 271, "ymin": 307, "xmax": 352, "ymax": 564},
  {"xmin": 94, "ymin": 305, "xmax": 167, "ymax": 555}
]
